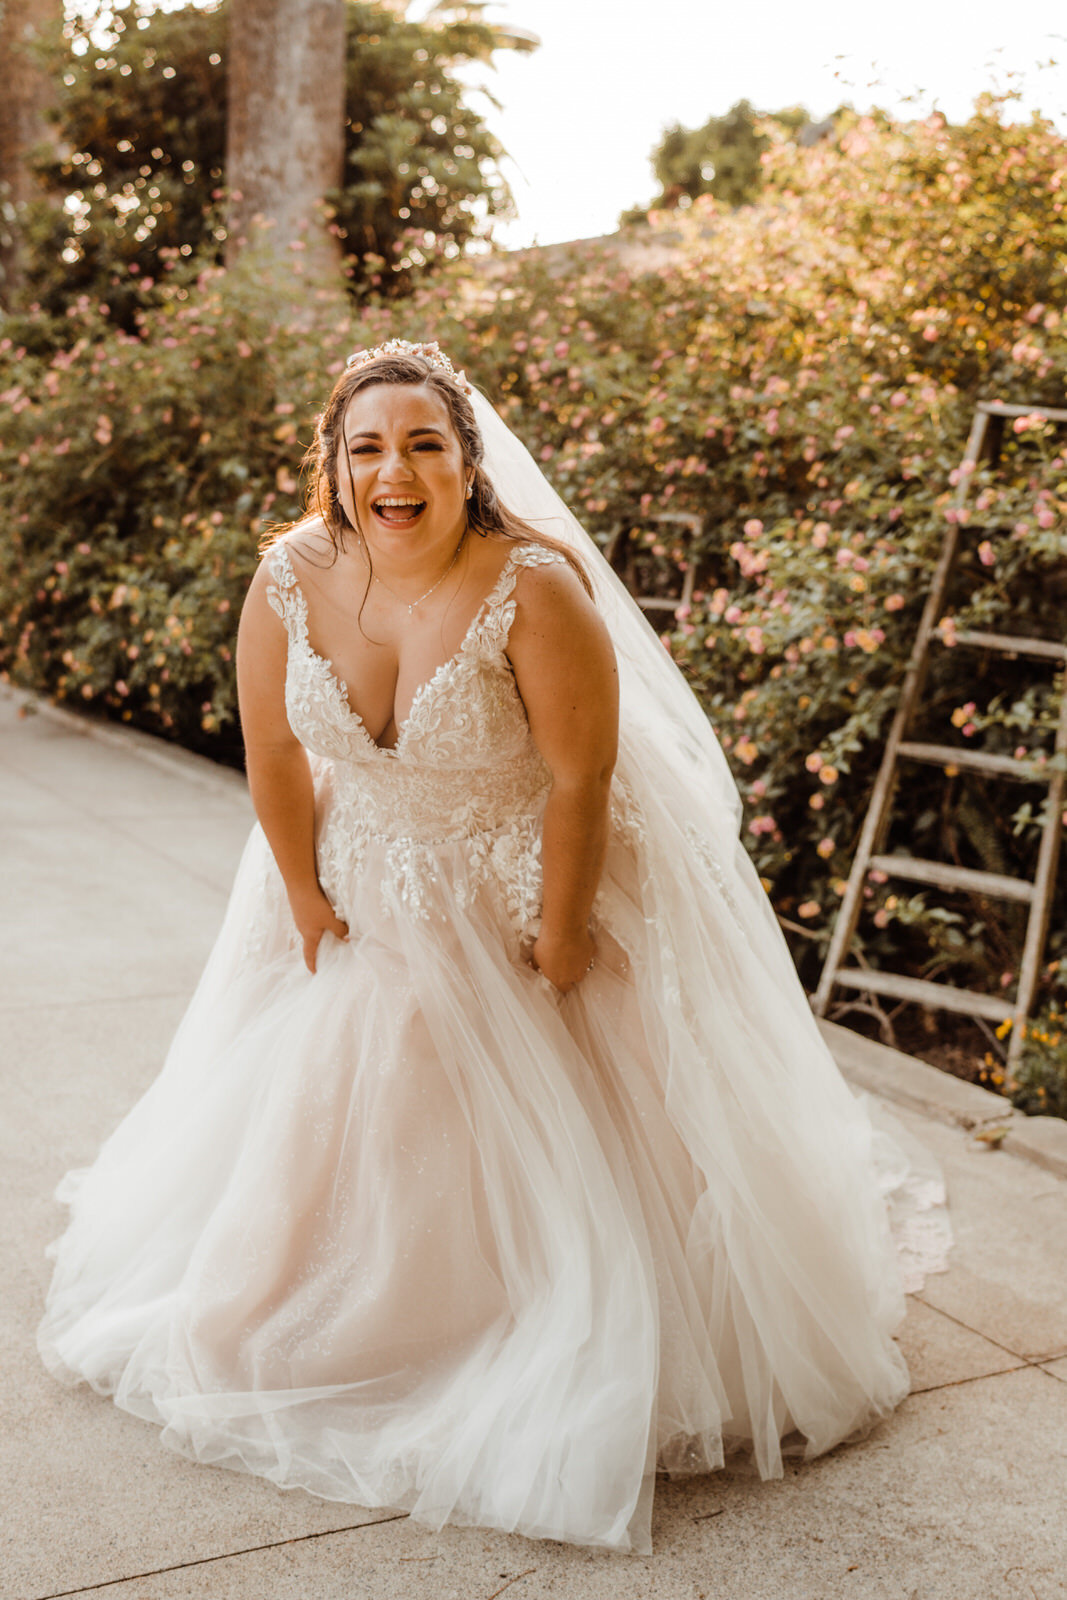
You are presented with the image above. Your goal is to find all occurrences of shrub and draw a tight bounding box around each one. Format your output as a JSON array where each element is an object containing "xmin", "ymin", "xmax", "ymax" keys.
[{"xmin": 2, "ymin": 96, "xmax": 1066, "ymax": 1059}]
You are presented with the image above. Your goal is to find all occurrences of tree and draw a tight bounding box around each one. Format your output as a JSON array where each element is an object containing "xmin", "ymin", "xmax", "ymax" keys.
[
  {"xmin": 225, "ymin": 0, "xmax": 347, "ymax": 282},
  {"xmin": 0, "ymin": 0, "xmax": 64, "ymax": 302},
  {"xmin": 628, "ymin": 100, "xmax": 835, "ymax": 219},
  {"xmin": 18, "ymin": 0, "xmax": 532, "ymax": 324}
]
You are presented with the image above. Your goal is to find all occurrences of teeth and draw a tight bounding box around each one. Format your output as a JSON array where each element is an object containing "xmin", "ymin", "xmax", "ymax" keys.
[{"xmin": 374, "ymin": 498, "xmax": 424, "ymax": 508}]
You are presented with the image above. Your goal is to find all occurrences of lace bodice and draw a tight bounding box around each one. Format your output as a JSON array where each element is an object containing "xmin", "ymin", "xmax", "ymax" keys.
[{"xmin": 264, "ymin": 540, "xmax": 561, "ymax": 921}]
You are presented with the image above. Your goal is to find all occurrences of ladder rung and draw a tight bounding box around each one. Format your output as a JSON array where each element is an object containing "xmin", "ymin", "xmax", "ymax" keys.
[
  {"xmin": 832, "ymin": 967, "xmax": 1013, "ymax": 1022},
  {"xmin": 897, "ymin": 741, "xmax": 1050, "ymax": 781},
  {"xmin": 946, "ymin": 628, "xmax": 1067, "ymax": 663},
  {"xmin": 979, "ymin": 400, "xmax": 1067, "ymax": 423},
  {"xmin": 868, "ymin": 854, "xmax": 1036, "ymax": 903}
]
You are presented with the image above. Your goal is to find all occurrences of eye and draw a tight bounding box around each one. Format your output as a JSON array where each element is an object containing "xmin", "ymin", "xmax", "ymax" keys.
[
  {"xmin": 348, "ymin": 444, "xmax": 378, "ymax": 455},
  {"xmin": 413, "ymin": 441, "xmax": 443, "ymax": 452}
]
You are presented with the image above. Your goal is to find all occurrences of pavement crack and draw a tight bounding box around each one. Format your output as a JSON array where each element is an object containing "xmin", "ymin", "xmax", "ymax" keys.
[
  {"xmin": 33, "ymin": 1513, "xmax": 410, "ymax": 1599},
  {"xmin": 485, "ymin": 1571, "xmax": 538, "ymax": 1600}
]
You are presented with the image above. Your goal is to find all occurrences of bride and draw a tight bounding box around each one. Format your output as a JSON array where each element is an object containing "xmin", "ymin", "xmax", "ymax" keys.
[{"xmin": 38, "ymin": 341, "xmax": 948, "ymax": 1555}]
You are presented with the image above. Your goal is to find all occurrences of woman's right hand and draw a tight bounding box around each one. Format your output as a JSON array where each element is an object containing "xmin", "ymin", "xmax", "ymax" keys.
[{"xmin": 289, "ymin": 886, "xmax": 350, "ymax": 974}]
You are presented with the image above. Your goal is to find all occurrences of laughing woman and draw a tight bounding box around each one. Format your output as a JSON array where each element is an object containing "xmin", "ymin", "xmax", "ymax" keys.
[{"xmin": 38, "ymin": 341, "xmax": 949, "ymax": 1554}]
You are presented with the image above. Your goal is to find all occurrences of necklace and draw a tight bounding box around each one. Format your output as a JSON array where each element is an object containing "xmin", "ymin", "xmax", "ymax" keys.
[{"xmin": 360, "ymin": 529, "xmax": 468, "ymax": 616}]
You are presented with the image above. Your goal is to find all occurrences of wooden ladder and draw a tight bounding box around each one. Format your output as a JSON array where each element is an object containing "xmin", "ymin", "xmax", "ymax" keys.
[{"xmin": 812, "ymin": 400, "xmax": 1067, "ymax": 1068}]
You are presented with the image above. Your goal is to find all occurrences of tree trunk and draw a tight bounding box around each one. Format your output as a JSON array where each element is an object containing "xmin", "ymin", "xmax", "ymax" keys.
[
  {"xmin": 225, "ymin": 0, "xmax": 347, "ymax": 285},
  {"xmin": 0, "ymin": 0, "xmax": 63, "ymax": 304}
]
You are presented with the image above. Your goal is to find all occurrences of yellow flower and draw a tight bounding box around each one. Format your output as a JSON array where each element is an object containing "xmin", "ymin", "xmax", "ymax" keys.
[{"xmin": 995, "ymin": 1018, "xmax": 1013, "ymax": 1039}]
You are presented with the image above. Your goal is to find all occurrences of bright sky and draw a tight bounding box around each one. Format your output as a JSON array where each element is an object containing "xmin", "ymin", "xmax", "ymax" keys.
[{"xmin": 423, "ymin": 0, "xmax": 1067, "ymax": 249}]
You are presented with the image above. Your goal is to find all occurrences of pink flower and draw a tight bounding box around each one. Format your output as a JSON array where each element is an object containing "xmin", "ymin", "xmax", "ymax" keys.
[
  {"xmin": 1037, "ymin": 508, "xmax": 1056, "ymax": 529},
  {"xmin": 743, "ymin": 518, "xmax": 763, "ymax": 537},
  {"xmin": 884, "ymin": 594, "xmax": 905, "ymax": 611},
  {"xmin": 816, "ymin": 837, "xmax": 835, "ymax": 858},
  {"xmin": 797, "ymin": 901, "xmax": 820, "ymax": 918}
]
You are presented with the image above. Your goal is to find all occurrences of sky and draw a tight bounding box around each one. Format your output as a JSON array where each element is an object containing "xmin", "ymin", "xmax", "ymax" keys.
[{"xmin": 417, "ymin": 0, "xmax": 1067, "ymax": 249}]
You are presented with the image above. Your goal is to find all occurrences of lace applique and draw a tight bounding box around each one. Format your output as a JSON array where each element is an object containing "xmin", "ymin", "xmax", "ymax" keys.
[
  {"xmin": 383, "ymin": 838, "xmax": 439, "ymax": 921},
  {"xmin": 260, "ymin": 541, "xmax": 568, "ymax": 929},
  {"xmin": 238, "ymin": 832, "xmax": 300, "ymax": 965},
  {"xmin": 458, "ymin": 815, "xmax": 544, "ymax": 930},
  {"xmin": 610, "ymin": 775, "xmax": 648, "ymax": 849},
  {"xmin": 684, "ymin": 822, "xmax": 747, "ymax": 938},
  {"xmin": 264, "ymin": 544, "xmax": 308, "ymax": 637}
]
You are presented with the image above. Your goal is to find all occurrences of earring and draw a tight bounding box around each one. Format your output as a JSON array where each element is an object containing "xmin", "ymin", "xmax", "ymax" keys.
[{"xmin": 465, "ymin": 483, "xmax": 473, "ymax": 499}]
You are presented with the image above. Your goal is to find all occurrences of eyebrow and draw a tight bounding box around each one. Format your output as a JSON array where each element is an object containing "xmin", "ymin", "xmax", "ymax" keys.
[{"xmin": 346, "ymin": 427, "xmax": 446, "ymax": 441}]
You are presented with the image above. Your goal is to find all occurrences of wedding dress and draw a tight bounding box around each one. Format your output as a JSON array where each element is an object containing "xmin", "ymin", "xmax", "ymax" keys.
[{"xmin": 38, "ymin": 394, "xmax": 950, "ymax": 1556}]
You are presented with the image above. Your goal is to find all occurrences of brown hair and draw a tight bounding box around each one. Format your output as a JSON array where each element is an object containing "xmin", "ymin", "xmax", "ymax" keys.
[{"xmin": 268, "ymin": 350, "xmax": 590, "ymax": 594}]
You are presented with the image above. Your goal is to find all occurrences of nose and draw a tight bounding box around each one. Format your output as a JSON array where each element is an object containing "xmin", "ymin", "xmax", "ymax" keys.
[{"xmin": 378, "ymin": 445, "xmax": 415, "ymax": 483}]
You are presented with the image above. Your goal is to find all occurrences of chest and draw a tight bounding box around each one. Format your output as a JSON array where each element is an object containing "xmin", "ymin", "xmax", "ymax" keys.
[{"xmin": 284, "ymin": 628, "xmax": 534, "ymax": 771}]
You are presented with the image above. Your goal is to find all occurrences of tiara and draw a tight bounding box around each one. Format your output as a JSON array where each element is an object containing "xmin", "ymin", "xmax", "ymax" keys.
[{"xmin": 344, "ymin": 338, "xmax": 472, "ymax": 395}]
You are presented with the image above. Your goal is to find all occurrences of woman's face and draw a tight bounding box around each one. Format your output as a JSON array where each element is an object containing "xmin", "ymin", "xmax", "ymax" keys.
[{"xmin": 336, "ymin": 382, "xmax": 470, "ymax": 554}]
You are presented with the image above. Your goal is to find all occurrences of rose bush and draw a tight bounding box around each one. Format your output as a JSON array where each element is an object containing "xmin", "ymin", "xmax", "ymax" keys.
[{"xmin": 2, "ymin": 97, "xmax": 1066, "ymax": 1106}]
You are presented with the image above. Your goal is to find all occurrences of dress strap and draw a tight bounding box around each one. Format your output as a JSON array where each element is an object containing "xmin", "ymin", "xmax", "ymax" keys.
[
  {"xmin": 264, "ymin": 542, "xmax": 309, "ymax": 643},
  {"xmin": 469, "ymin": 542, "xmax": 569, "ymax": 658}
]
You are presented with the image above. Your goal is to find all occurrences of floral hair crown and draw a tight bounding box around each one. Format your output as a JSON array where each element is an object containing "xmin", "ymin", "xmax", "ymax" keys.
[{"xmin": 344, "ymin": 339, "xmax": 472, "ymax": 396}]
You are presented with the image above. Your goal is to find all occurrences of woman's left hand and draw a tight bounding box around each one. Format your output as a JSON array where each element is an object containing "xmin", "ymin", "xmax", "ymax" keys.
[{"xmin": 530, "ymin": 928, "xmax": 596, "ymax": 994}]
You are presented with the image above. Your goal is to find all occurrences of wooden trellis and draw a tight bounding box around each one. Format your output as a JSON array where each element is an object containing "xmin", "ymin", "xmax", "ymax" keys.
[{"xmin": 604, "ymin": 512, "xmax": 702, "ymax": 622}]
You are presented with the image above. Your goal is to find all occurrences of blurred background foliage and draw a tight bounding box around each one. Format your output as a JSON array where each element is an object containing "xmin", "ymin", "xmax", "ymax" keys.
[
  {"xmin": 17, "ymin": 0, "xmax": 527, "ymax": 329},
  {"xmin": 624, "ymin": 97, "xmax": 825, "ymax": 217},
  {"xmin": 1, "ymin": 6, "xmax": 1067, "ymax": 1108}
]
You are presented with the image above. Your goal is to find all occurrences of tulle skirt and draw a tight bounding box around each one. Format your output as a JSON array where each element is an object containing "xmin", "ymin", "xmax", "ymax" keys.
[{"xmin": 38, "ymin": 799, "xmax": 946, "ymax": 1554}]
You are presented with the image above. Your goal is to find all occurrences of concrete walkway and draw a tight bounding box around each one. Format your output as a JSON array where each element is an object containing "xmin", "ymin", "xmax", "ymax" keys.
[{"xmin": 3, "ymin": 686, "xmax": 1067, "ymax": 1600}]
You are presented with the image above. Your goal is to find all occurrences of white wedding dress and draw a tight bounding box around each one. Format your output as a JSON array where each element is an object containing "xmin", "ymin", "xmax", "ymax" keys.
[{"xmin": 38, "ymin": 537, "xmax": 949, "ymax": 1555}]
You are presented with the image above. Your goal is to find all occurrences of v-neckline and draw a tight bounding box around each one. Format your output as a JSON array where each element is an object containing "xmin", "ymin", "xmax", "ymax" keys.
[{"xmin": 287, "ymin": 543, "xmax": 521, "ymax": 757}]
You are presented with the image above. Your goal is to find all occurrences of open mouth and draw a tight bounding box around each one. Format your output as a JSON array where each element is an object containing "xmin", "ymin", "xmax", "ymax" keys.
[{"xmin": 372, "ymin": 497, "xmax": 427, "ymax": 527}]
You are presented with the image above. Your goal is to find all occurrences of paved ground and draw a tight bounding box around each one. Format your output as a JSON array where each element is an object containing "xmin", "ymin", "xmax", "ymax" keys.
[{"xmin": 3, "ymin": 687, "xmax": 1067, "ymax": 1600}]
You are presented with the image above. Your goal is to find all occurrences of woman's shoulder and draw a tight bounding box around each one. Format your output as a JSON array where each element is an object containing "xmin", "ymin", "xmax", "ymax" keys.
[
  {"xmin": 507, "ymin": 539, "xmax": 571, "ymax": 570},
  {"xmin": 506, "ymin": 542, "xmax": 604, "ymax": 643},
  {"xmin": 267, "ymin": 518, "xmax": 333, "ymax": 569},
  {"xmin": 507, "ymin": 541, "xmax": 589, "ymax": 605}
]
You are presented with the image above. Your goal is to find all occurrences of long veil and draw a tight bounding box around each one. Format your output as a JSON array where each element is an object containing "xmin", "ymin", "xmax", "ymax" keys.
[
  {"xmin": 473, "ymin": 385, "xmax": 951, "ymax": 1324},
  {"xmin": 471, "ymin": 388, "xmax": 744, "ymax": 844}
]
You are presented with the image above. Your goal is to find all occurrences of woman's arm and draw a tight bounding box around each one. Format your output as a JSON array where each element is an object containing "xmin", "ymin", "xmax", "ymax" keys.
[
  {"xmin": 506, "ymin": 559, "xmax": 619, "ymax": 992},
  {"xmin": 235, "ymin": 558, "xmax": 348, "ymax": 973}
]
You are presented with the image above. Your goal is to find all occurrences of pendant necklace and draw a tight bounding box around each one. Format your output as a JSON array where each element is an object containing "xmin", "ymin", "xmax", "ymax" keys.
[{"xmin": 361, "ymin": 530, "xmax": 468, "ymax": 616}]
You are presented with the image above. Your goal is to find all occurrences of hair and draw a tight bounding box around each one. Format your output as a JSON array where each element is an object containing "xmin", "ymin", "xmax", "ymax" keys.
[{"xmin": 266, "ymin": 350, "xmax": 591, "ymax": 595}]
